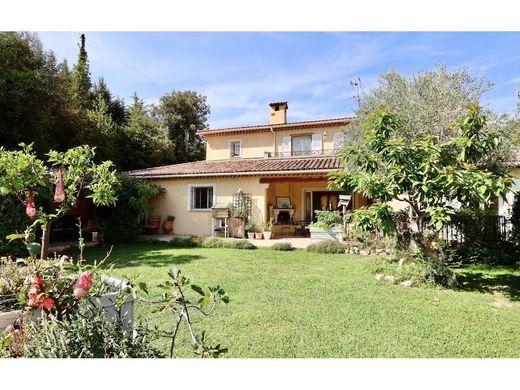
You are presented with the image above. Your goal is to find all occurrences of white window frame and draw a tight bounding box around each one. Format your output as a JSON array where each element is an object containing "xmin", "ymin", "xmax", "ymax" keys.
[
  {"xmin": 291, "ymin": 134, "xmax": 313, "ymax": 156},
  {"xmin": 187, "ymin": 183, "xmax": 216, "ymax": 211},
  {"xmin": 229, "ymin": 140, "xmax": 241, "ymax": 157}
]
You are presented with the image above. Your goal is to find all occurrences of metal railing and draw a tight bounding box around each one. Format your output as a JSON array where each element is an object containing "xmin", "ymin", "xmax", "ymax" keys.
[{"xmin": 268, "ymin": 149, "xmax": 338, "ymax": 158}]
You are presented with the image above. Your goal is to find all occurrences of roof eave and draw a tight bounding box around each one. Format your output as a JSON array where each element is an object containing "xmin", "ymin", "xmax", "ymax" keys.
[{"xmin": 129, "ymin": 168, "xmax": 341, "ymax": 180}]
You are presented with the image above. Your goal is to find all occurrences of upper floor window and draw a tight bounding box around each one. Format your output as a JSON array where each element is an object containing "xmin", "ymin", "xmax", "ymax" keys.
[
  {"xmin": 291, "ymin": 135, "xmax": 312, "ymax": 156},
  {"xmin": 230, "ymin": 141, "xmax": 241, "ymax": 157},
  {"xmin": 189, "ymin": 185, "xmax": 214, "ymax": 210}
]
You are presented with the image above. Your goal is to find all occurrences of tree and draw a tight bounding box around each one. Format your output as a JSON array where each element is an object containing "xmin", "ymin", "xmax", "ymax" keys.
[
  {"xmin": 331, "ymin": 106, "xmax": 513, "ymax": 254},
  {"xmin": 118, "ymin": 94, "xmax": 173, "ymax": 170},
  {"xmin": 346, "ymin": 65, "xmax": 498, "ymax": 143},
  {"xmin": 92, "ymin": 77, "xmax": 128, "ymax": 126},
  {"xmin": 0, "ymin": 32, "xmax": 81, "ymax": 155},
  {"xmin": 154, "ymin": 90, "xmax": 209, "ymax": 162},
  {"xmin": 0, "ymin": 143, "xmax": 119, "ymax": 258},
  {"xmin": 71, "ymin": 34, "xmax": 92, "ymax": 109}
]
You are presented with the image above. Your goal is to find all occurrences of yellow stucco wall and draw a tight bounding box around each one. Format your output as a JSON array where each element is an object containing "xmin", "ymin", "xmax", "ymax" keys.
[
  {"xmin": 204, "ymin": 124, "xmax": 345, "ymax": 160},
  {"xmin": 148, "ymin": 176, "xmax": 268, "ymax": 236}
]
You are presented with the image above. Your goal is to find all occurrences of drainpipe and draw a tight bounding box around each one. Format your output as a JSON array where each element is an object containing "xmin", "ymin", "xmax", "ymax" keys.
[{"xmin": 270, "ymin": 127, "xmax": 276, "ymax": 156}]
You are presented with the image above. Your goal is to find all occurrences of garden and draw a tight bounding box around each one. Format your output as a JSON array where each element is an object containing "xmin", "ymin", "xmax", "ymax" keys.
[{"xmin": 1, "ymin": 79, "xmax": 520, "ymax": 358}]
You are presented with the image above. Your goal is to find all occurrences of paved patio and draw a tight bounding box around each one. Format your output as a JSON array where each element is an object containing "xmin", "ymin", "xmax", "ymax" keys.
[{"xmin": 139, "ymin": 235, "xmax": 315, "ymax": 248}]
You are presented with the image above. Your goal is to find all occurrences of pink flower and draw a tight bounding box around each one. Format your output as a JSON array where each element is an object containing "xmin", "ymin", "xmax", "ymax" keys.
[
  {"xmin": 27, "ymin": 286, "xmax": 40, "ymax": 308},
  {"xmin": 73, "ymin": 272, "xmax": 93, "ymax": 299},
  {"xmin": 73, "ymin": 287, "xmax": 88, "ymax": 299}
]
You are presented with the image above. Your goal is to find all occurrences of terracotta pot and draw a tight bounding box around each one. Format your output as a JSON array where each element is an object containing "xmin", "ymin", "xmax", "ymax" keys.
[
  {"xmin": 254, "ymin": 232, "xmax": 263, "ymax": 240},
  {"xmin": 163, "ymin": 220, "xmax": 174, "ymax": 235}
]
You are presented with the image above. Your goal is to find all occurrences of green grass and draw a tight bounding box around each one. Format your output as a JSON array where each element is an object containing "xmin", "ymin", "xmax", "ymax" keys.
[{"xmin": 85, "ymin": 243, "xmax": 520, "ymax": 358}]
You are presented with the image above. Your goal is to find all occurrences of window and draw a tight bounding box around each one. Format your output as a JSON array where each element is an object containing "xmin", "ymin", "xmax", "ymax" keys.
[
  {"xmin": 190, "ymin": 186, "xmax": 214, "ymax": 210},
  {"xmin": 291, "ymin": 135, "xmax": 312, "ymax": 156},
  {"xmin": 230, "ymin": 141, "xmax": 241, "ymax": 157}
]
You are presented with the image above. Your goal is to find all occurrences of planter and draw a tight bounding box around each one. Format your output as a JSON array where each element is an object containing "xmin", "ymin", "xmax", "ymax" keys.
[
  {"xmin": 88, "ymin": 292, "xmax": 134, "ymax": 331},
  {"xmin": 247, "ymin": 232, "xmax": 254, "ymax": 239},
  {"xmin": 162, "ymin": 220, "xmax": 174, "ymax": 235},
  {"xmin": 230, "ymin": 218, "xmax": 246, "ymax": 238},
  {"xmin": 91, "ymin": 231, "xmax": 98, "ymax": 242},
  {"xmin": 254, "ymin": 232, "xmax": 263, "ymax": 240},
  {"xmin": 263, "ymin": 231, "xmax": 272, "ymax": 240},
  {"xmin": 309, "ymin": 226, "xmax": 344, "ymax": 242},
  {"xmin": 0, "ymin": 278, "xmax": 134, "ymax": 333}
]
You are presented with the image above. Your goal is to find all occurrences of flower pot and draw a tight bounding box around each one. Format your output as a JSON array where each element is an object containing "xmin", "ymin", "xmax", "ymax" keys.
[
  {"xmin": 91, "ymin": 231, "xmax": 98, "ymax": 242},
  {"xmin": 254, "ymin": 232, "xmax": 263, "ymax": 240},
  {"xmin": 247, "ymin": 232, "xmax": 254, "ymax": 239},
  {"xmin": 163, "ymin": 220, "xmax": 174, "ymax": 235},
  {"xmin": 263, "ymin": 231, "xmax": 272, "ymax": 240}
]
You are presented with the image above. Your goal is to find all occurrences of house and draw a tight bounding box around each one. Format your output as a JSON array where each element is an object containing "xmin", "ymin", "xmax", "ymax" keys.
[{"xmin": 127, "ymin": 102, "xmax": 369, "ymax": 237}]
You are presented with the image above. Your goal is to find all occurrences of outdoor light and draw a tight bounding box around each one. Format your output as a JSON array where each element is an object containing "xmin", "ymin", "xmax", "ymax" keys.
[
  {"xmin": 54, "ymin": 167, "xmax": 65, "ymax": 203},
  {"xmin": 25, "ymin": 191, "xmax": 36, "ymax": 218}
]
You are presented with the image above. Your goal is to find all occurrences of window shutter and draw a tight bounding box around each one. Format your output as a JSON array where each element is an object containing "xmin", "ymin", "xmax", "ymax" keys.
[
  {"xmin": 311, "ymin": 133, "xmax": 322, "ymax": 154},
  {"xmin": 281, "ymin": 136, "xmax": 291, "ymax": 156}
]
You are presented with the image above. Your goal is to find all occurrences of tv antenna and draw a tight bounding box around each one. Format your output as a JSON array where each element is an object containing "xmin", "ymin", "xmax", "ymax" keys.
[{"xmin": 349, "ymin": 77, "xmax": 362, "ymax": 109}]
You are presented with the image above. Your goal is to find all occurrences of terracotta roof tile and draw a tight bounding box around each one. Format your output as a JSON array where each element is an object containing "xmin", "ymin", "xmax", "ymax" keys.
[
  {"xmin": 126, "ymin": 156, "xmax": 342, "ymax": 179},
  {"xmin": 197, "ymin": 117, "xmax": 353, "ymax": 136}
]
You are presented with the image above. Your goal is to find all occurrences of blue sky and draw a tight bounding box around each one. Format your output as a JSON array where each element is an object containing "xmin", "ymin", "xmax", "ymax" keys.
[{"xmin": 38, "ymin": 32, "xmax": 520, "ymax": 129}]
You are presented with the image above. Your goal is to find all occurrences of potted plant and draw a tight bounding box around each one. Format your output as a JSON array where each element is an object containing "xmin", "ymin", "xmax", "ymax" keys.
[
  {"xmin": 309, "ymin": 210, "xmax": 345, "ymax": 242},
  {"xmin": 245, "ymin": 222, "xmax": 255, "ymax": 239},
  {"xmin": 262, "ymin": 221, "xmax": 273, "ymax": 240},
  {"xmin": 254, "ymin": 226, "xmax": 263, "ymax": 240},
  {"xmin": 163, "ymin": 215, "xmax": 175, "ymax": 235}
]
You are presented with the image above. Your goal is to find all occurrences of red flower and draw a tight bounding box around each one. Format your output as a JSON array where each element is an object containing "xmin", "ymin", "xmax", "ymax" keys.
[{"xmin": 41, "ymin": 297, "xmax": 54, "ymax": 310}]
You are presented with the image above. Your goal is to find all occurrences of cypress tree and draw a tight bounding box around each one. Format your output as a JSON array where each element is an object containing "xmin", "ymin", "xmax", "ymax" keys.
[{"xmin": 72, "ymin": 33, "xmax": 92, "ymax": 109}]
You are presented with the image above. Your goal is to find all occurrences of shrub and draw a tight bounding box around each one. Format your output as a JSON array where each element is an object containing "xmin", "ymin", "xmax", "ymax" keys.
[
  {"xmin": 169, "ymin": 236, "xmax": 203, "ymax": 248},
  {"xmin": 201, "ymin": 238, "xmax": 256, "ymax": 249},
  {"xmin": 271, "ymin": 242, "xmax": 294, "ymax": 251},
  {"xmin": 306, "ymin": 240, "xmax": 346, "ymax": 254},
  {"xmin": 201, "ymin": 237, "xmax": 225, "ymax": 248},
  {"xmin": 104, "ymin": 176, "xmax": 160, "ymax": 244},
  {"xmin": 0, "ymin": 258, "xmax": 32, "ymax": 311},
  {"xmin": 225, "ymin": 240, "xmax": 256, "ymax": 250},
  {"xmin": 0, "ymin": 194, "xmax": 31, "ymax": 258},
  {"xmin": 27, "ymin": 302, "xmax": 164, "ymax": 358},
  {"xmin": 311, "ymin": 210, "xmax": 343, "ymax": 230},
  {"xmin": 511, "ymin": 193, "xmax": 520, "ymax": 247},
  {"xmin": 443, "ymin": 241, "xmax": 517, "ymax": 266},
  {"xmin": 370, "ymin": 255, "xmax": 456, "ymax": 287}
]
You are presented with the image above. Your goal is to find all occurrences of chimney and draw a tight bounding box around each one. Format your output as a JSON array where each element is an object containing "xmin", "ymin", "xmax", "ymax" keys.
[{"xmin": 269, "ymin": 101, "xmax": 288, "ymax": 125}]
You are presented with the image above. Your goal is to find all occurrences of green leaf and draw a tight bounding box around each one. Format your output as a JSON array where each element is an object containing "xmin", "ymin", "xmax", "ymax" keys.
[
  {"xmin": 6, "ymin": 233, "xmax": 26, "ymax": 242},
  {"xmin": 138, "ymin": 282, "xmax": 149, "ymax": 295},
  {"xmin": 191, "ymin": 284, "xmax": 205, "ymax": 296}
]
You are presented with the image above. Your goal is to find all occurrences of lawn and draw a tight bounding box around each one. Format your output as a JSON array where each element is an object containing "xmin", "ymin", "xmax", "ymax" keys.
[{"xmin": 85, "ymin": 242, "xmax": 520, "ymax": 358}]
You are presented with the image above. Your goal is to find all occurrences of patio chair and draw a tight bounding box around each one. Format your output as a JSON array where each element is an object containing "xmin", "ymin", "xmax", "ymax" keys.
[{"xmin": 143, "ymin": 215, "xmax": 161, "ymax": 235}]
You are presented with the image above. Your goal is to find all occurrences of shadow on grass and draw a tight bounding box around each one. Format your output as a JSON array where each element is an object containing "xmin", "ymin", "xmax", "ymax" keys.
[
  {"xmin": 453, "ymin": 268, "xmax": 520, "ymax": 302},
  {"xmin": 80, "ymin": 243, "xmax": 206, "ymax": 269}
]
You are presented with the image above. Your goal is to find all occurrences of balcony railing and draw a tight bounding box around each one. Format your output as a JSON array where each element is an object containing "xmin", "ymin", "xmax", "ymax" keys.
[{"xmin": 268, "ymin": 149, "xmax": 338, "ymax": 158}]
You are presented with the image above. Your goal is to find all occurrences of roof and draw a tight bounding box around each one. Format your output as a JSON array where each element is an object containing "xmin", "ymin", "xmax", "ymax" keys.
[
  {"xmin": 197, "ymin": 117, "xmax": 352, "ymax": 137},
  {"xmin": 126, "ymin": 156, "xmax": 342, "ymax": 179}
]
